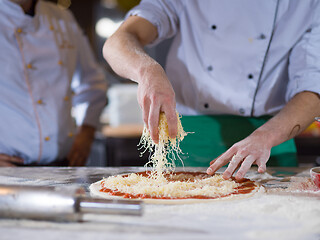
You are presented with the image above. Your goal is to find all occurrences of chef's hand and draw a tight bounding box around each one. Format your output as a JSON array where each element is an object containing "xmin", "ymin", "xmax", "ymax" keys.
[
  {"xmin": 0, "ymin": 154, "xmax": 24, "ymax": 167},
  {"xmin": 103, "ymin": 16, "xmax": 178, "ymax": 143},
  {"xmin": 138, "ymin": 64, "xmax": 178, "ymax": 143},
  {"xmin": 207, "ymin": 91, "xmax": 320, "ymax": 180},
  {"xmin": 67, "ymin": 125, "xmax": 95, "ymax": 166},
  {"xmin": 206, "ymin": 130, "xmax": 271, "ymax": 180}
]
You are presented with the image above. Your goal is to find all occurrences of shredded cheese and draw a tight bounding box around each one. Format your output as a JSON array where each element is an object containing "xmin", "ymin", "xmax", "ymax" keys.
[
  {"xmin": 102, "ymin": 173, "xmax": 239, "ymax": 198},
  {"xmin": 101, "ymin": 112, "xmax": 240, "ymax": 199},
  {"xmin": 138, "ymin": 112, "xmax": 187, "ymax": 178}
]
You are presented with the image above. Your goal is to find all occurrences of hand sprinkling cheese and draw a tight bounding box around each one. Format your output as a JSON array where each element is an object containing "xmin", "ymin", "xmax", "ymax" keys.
[
  {"xmin": 139, "ymin": 112, "xmax": 187, "ymax": 178},
  {"xmin": 95, "ymin": 112, "xmax": 247, "ymax": 200}
]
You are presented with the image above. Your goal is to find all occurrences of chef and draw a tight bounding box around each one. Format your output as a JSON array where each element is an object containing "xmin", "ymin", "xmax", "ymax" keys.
[
  {"xmin": 0, "ymin": 0, "xmax": 107, "ymax": 166},
  {"xmin": 103, "ymin": 0, "xmax": 320, "ymax": 179}
]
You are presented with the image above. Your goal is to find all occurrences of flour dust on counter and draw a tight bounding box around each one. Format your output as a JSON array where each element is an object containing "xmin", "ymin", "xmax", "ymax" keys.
[{"xmin": 0, "ymin": 194, "xmax": 319, "ymax": 240}]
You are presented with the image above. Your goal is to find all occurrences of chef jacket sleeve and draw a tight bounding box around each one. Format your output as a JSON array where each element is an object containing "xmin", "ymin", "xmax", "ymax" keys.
[
  {"xmin": 126, "ymin": 0, "xmax": 183, "ymax": 46},
  {"xmin": 287, "ymin": 9, "xmax": 320, "ymax": 101},
  {"xmin": 68, "ymin": 13, "xmax": 107, "ymax": 129}
]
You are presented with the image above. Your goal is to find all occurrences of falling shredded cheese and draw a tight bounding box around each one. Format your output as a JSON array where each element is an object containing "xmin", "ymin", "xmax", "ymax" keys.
[{"xmin": 139, "ymin": 112, "xmax": 187, "ymax": 178}]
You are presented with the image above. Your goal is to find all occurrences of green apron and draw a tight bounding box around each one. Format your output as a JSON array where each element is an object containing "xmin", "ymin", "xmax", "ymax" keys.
[{"xmin": 175, "ymin": 115, "xmax": 297, "ymax": 167}]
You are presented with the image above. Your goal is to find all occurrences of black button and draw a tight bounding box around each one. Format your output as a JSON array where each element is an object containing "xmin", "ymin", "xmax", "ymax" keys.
[
  {"xmin": 248, "ymin": 74, "xmax": 253, "ymax": 79},
  {"xmin": 259, "ymin": 34, "xmax": 266, "ymax": 39},
  {"xmin": 204, "ymin": 103, "xmax": 209, "ymax": 109},
  {"xmin": 211, "ymin": 25, "xmax": 217, "ymax": 30},
  {"xmin": 207, "ymin": 65, "xmax": 213, "ymax": 71}
]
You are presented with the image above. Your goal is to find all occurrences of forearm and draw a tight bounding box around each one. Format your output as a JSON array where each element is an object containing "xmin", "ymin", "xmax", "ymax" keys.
[
  {"xmin": 103, "ymin": 16, "xmax": 178, "ymax": 140},
  {"xmin": 252, "ymin": 91, "xmax": 320, "ymax": 147},
  {"xmin": 207, "ymin": 91, "xmax": 320, "ymax": 179},
  {"xmin": 103, "ymin": 17, "xmax": 163, "ymax": 84}
]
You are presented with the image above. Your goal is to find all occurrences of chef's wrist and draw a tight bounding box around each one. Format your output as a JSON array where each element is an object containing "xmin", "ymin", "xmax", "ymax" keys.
[
  {"xmin": 250, "ymin": 128, "xmax": 280, "ymax": 149},
  {"xmin": 138, "ymin": 61, "xmax": 164, "ymax": 85}
]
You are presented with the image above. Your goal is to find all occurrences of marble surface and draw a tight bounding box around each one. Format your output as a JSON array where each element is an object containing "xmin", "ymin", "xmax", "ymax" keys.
[{"xmin": 0, "ymin": 167, "xmax": 319, "ymax": 240}]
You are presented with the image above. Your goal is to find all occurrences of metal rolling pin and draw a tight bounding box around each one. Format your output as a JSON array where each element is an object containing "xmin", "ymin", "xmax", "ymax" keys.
[{"xmin": 0, "ymin": 184, "xmax": 143, "ymax": 222}]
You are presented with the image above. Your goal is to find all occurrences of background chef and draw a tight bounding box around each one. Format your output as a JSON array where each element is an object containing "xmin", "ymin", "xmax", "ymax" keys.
[{"xmin": 0, "ymin": 0, "xmax": 107, "ymax": 166}]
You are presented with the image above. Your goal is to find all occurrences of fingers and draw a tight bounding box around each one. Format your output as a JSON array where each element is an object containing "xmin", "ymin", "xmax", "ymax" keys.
[
  {"xmin": 162, "ymin": 105, "xmax": 178, "ymax": 139},
  {"xmin": 10, "ymin": 156, "xmax": 24, "ymax": 164},
  {"xmin": 0, "ymin": 161, "xmax": 17, "ymax": 167},
  {"xmin": 67, "ymin": 144, "xmax": 85, "ymax": 166},
  {"xmin": 222, "ymin": 154, "xmax": 244, "ymax": 179},
  {"xmin": 68, "ymin": 151, "xmax": 87, "ymax": 166},
  {"xmin": 141, "ymin": 100, "xmax": 150, "ymax": 130},
  {"xmin": 207, "ymin": 132, "xmax": 272, "ymax": 179},
  {"xmin": 207, "ymin": 147, "xmax": 236, "ymax": 175},
  {"xmin": 138, "ymin": 84, "xmax": 151, "ymax": 130},
  {"xmin": 210, "ymin": 153, "xmax": 223, "ymax": 165},
  {"xmin": 258, "ymin": 164, "xmax": 266, "ymax": 173},
  {"xmin": 234, "ymin": 155, "xmax": 256, "ymax": 180},
  {"xmin": 254, "ymin": 151, "xmax": 269, "ymax": 173},
  {"xmin": 67, "ymin": 140, "xmax": 78, "ymax": 166},
  {"xmin": 137, "ymin": 75, "xmax": 176, "ymax": 144},
  {"xmin": 67, "ymin": 151, "xmax": 78, "ymax": 166},
  {"xmin": 68, "ymin": 127, "xmax": 94, "ymax": 167},
  {"xmin": 67, "ymin": 138, "xmax": 91, "ymax": 166},
  {"xmin": 256, "ymin": 158, "xmax": 267, "ymax": 173},
  {"xmin": 145, "ymin": 100, "xmax": 178, "ymax": 143},
  {"xmin": 148, "ymin": 103, "xmax": 160, "ymax": 144},
  {"xmin": 208, "ymin": 152, "xmax": 269, "ymax": 180},
  {"xmin": 0, "ymin": 154, "xmax": 23, "ymax": 167}
]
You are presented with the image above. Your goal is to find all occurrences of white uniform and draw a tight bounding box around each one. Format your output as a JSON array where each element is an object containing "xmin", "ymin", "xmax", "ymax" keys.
[
  {"xmin": 128, "ymin": 0, "xmax": 320, "ymax": 116},
  {"xmin": 0, "ymin": 0, "xmax": 107, "ymax": 164}
]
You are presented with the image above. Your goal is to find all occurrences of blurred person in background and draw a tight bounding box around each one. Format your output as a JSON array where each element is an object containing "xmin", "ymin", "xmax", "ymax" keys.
[{"xmin": 0, "ymin": 0, "xmax": 107, "ymax": 166}]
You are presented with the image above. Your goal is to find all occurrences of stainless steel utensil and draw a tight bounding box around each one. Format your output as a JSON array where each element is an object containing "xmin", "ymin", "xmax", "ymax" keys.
[
  {"xmin": 0, "ymin": 184, "xmax": 142, "ymax": 222},
  {"xmin": 315, "ymin": 117, "xmax": 320, "ymax": 122}
]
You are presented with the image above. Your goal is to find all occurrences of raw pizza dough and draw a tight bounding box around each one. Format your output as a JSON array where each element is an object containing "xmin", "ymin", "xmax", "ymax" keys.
[{"xmin": 89, "ymin": 171, "xmax": 264, "ymax": 204}]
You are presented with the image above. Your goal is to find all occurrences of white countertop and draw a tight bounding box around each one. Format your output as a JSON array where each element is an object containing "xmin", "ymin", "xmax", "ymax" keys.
[{"xmin": 0, "ymin": 167, "xmax": 319, "ymax": 240}]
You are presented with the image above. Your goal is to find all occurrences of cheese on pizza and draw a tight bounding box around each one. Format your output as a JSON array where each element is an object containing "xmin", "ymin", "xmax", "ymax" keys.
[
  {"xmin": 101, "ymin": 172, "xmax": 239, "ymax": 198},
  {"xmin": 92, "ymin": 112, "xmax": 258, "ymax": 201}
]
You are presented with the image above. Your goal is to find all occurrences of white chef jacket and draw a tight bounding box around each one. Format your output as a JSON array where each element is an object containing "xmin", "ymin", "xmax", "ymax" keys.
[
  {"xmin": 128, "ymin": 0, "xmax": 320, "ymax": 116},
  {"xmin": 0, "ymin": 0, "xmax": 107, "ymax": 164}
]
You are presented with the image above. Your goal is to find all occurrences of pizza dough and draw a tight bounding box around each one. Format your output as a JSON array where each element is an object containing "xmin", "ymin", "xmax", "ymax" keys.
[{"xmin": 89, "ymin": 171, "xmax": 263, "ymax": 204}]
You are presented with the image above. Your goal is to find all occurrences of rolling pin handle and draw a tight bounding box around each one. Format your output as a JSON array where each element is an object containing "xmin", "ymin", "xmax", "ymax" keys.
[{"xmin": 78, "ymin": 197, "xmax": 143, "ymax": 216}]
